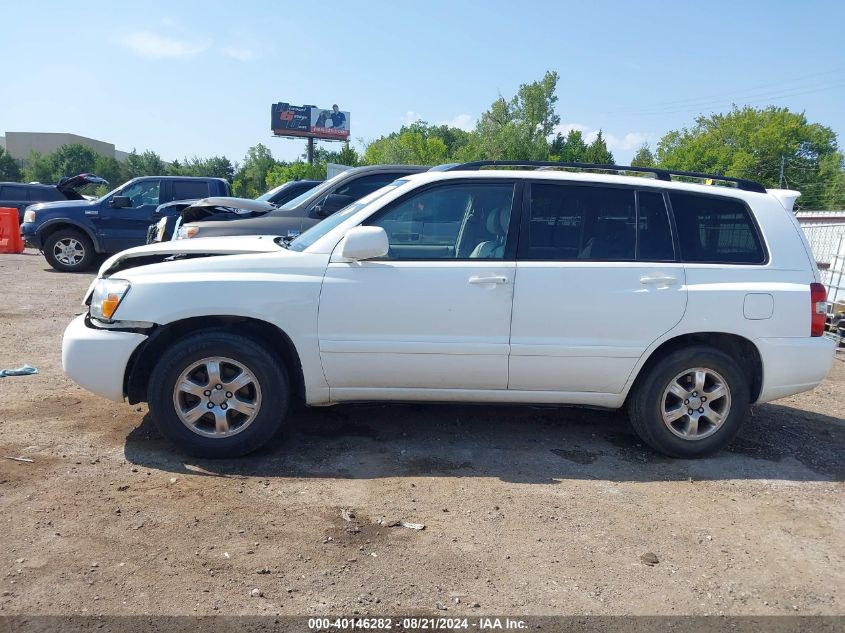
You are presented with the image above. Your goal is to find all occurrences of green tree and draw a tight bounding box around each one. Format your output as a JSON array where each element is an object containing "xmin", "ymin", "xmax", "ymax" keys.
[
  {"xmin": 363, "ymin": 128, "xmax": 449, "ymax": 165},
  {"xmin": 173, "ymin": 155, "xmax": 235, "ymax": 181},
  {"xmin": 0, "ymin": 146, "xmax": 22, "ymax": 181},
  {"xmin": 583, "ymin": 131, "xmax": 615, "ymax": 164},
  {"xmin": 655, "ymin": 105, "xmax": 840, "ymax": 209},
  {"xmin": 363, "ymin": 122, "xmax": 469, "ymax": 165},
  {"xmin": 631, "ymin": 143, "xmax": 656, "ymax": 168},
  {"xmin": 22, "ymin": 151, "xmax": 55, "ymax": 183},
  {"xmin": 470, "ymin": 70, "xmax": 560, "ymax": 160},
  {"xmin": 93, "ymin": 155, "xmax": 123, "ymax": 187},
  {"xmin": 265, "ymin": 161, "xmax": 327, "ymax": 189},
  {"xmin": 51, "ymin": 144, "xmax": 98, "ymax": 178},
  {"xmin": 550, "ymin": 129, "xmax": 588, "ymax": 162},
  {"xmin": 232, "ymin": 144, "xmax": 277, "ymax": 197},
  {"xmin": 122, "ymin": 149, "xmax": 167, "ymax": 179},
  {"xmin": 335, "ymin": 142, "xmax": 360, "ymax": 167}
]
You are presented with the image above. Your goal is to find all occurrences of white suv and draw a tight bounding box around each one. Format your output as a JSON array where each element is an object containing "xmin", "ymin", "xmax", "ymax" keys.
[{"xmin": 62, "ymin": 162, "xmax": 835, "ymax": 458}]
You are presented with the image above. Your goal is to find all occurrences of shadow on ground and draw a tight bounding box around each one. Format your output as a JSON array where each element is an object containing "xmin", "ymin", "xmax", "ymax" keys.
[{"xmin": 123, "ymin": 400, "xmax": 845, "ymax": 484}]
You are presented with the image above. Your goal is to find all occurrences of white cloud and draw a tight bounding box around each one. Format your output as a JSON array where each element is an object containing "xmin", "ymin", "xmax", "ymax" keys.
[
  {"xmin": 222, "ymin": 46, "xmax": 258, "ymax": 61},
  {"xmin": 122, "ymin": 31, "xmax": 210, "ymax": 60},
  {"xmin": 441, "ymin": 113, "xmax": 476, "ymax": 131},
  {"xmin": 402, "ymin": 111, "xmax": 424, "ymax": 126}
]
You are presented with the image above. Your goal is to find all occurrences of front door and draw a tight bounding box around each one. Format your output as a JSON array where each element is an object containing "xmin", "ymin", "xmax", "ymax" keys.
[
  {"xmin": 97, "ymin": 180, "xmax": 162, "ymax": 252},
  {"xmin": 318, "ymin": 181, "xmax": 520, "ymax": 393},
  {"xmin": 509, "ymin": 183, "xmax": 687, "ymax": 394}
]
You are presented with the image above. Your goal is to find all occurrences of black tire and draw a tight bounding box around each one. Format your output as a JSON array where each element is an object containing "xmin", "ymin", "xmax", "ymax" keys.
[
  {"xmin": 627, "ymin": 346, "xmax": 749, "ymax": 458},
  {"xmin": 43, "ymin": 228, "xmax": 96, "ymax": 272},
  {"xmin": 147, "ymin": 330, "xmax": 289, "ymax": 458}
]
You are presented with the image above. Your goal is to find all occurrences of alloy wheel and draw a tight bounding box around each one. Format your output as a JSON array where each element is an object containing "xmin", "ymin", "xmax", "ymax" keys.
[
  {"xmin": 661, "ymin": 367, "xmax": 732, "ymax": 440},
  {"xmin": 172, "ymin": 356, "xmax": 263, "ymax": 438}
]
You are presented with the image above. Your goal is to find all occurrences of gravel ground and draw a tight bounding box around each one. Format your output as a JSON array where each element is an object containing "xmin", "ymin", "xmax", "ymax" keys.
[{"xmin": 0, "ymin": 250, "xmax": 843, "ymax": 616}]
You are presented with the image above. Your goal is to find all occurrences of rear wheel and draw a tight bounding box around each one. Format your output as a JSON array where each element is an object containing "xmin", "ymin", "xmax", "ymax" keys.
[
  {"xmin": 147, "ymin": 331, "xmax": 289, "ymax": 458},
  {"xmin": 43, "ymin": 228, "xmax": 95, "ymax": 272},
  {"xmin": 627, "ymin": 346, "xmax": 749, "ymax": 458}
]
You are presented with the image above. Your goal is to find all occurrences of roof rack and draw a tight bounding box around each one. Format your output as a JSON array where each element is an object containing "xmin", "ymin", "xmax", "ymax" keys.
[{"xmin": 443, "ymin": 161, "xmax": 767, "ymax": 193}]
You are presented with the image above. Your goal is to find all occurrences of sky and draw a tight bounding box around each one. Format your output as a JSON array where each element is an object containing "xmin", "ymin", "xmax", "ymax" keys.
[{"xmin": 2, "ymin": 0, "xmax": 844, "ymax": 166}]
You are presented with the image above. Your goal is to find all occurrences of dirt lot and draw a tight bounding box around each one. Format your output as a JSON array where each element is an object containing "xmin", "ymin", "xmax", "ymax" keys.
[{"xmin": 0, "ymin": 249, "xmax": 843, "ymax": 617}]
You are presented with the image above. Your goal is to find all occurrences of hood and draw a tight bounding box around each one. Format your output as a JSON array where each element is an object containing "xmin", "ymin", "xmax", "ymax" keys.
[
  {"xmin": 98, "ymin": 234, "xmax": 286, "ymax": 277},
  {"xmin": 187, "ymin": 197, "xmax": 277, "ymax": 213},
  {"xmin": 27, "ymin": 198, "xmax": 99, "ymax": 213}
]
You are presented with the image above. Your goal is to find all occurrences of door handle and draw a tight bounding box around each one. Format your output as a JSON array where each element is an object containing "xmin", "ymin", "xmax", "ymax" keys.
[
  {"xmin": 468, "ymin": 275, "xmax": 509, "ymax": 286},
  {"xmin": 640, "ymin": 274, "xmax": 678, "ymax": 286}
]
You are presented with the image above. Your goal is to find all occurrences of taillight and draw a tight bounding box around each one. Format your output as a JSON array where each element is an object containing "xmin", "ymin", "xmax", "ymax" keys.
[{"xmin": 811, "ymin": 283, "xmax": 827, "ymax": 337}]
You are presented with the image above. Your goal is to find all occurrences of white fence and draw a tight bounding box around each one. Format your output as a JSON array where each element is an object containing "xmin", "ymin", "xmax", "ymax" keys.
[{"xmin": 801, "ymin": 223, "xmax": 845, "ymax": 304}]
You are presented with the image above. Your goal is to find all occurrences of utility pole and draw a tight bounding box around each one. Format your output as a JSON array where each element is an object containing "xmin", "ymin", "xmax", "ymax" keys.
[
  {"xmin": 307, "ymin": 138, "xmax": 315, "ymax": 165},
  {"xmin": 779, "ymin": 155, "xmax": 785, "ymax": 188}
]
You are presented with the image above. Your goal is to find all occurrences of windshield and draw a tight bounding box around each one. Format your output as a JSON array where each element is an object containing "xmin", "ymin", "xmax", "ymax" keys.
[
  {"xmin": 276, "ymin": 170, "xmax": 350, "ymax": 211},
  {"xmin": 255, "ymin": 183, "xmax": 288, "ymax": 202},
  {"xmin": 288, "ymin": 180, "xmax": 407, "ymax": 252}
]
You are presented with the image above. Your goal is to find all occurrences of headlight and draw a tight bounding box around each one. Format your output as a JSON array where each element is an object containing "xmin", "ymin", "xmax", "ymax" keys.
[
  {"xmin": 89, "ymin": 278, "xmax": 131, "ymax": 322},
  {"xmin": 155, "ymin": 217, "xmax": 168, "ymax": 242},
  {"xmin": 23, "ymin": 209, "xmax": 36, "ymax": 223},
  {"xmin": 176, "ymin": 225, "xmax": 199, "ymax": 239}
]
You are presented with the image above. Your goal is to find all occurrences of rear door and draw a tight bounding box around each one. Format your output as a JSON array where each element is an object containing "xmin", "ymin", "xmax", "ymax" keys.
[{"xmin": 508, "ymin": 182, "xmax": 687, "ymax": 394}]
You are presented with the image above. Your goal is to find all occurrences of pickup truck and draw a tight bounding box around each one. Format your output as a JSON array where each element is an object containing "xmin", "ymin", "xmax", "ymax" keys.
[{"xmin": 20, "ymin": 176, "xmax": 230, "ymax": 271}]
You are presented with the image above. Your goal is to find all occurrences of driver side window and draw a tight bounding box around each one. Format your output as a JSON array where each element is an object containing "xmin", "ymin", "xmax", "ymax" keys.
[
  {"xmin": 119, "ymin": 181, "xmax": 161, "ymax": 207},
  {"xmin": 366, "ymin": 183, "xmax": 515, "ymax": 260}
]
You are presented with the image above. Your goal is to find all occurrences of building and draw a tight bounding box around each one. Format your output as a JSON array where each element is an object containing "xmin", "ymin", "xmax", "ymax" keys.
[{"xmin": 0, "ymin": 132, "xmax": 130, "ymax": 163}]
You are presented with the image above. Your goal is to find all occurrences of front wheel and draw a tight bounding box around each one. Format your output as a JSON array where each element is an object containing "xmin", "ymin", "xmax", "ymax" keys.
[
  {"xmin": 627, "ymin": 346, "xmax": 749, "ymax": 458},
  {"xmin": 147, "ymin": 330, "xmax": 289, "ymax": 458},
  {"xmin": 43, "ymin": 228, "xmax": 95, "ymax": 272}
]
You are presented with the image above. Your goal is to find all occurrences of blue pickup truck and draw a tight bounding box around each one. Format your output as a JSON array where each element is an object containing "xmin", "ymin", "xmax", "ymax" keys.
[{"xmin": 20, "ymin": 176, "xmax": 230, "ymax": 271}]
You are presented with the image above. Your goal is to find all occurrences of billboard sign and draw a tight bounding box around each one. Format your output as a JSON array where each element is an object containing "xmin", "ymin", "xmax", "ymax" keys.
[{"xmin": 271, "ymin": 103, "xmax": 350, "ymax": 141}]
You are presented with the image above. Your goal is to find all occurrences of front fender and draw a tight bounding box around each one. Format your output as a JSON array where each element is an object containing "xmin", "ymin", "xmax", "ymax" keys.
[
  {"xmin": 36, "ymin": 218, "xmax": 103, "ymax": 252},
  {"xmin": 110, "ymin": 254, "xmax": 331, "ymax": 402}
]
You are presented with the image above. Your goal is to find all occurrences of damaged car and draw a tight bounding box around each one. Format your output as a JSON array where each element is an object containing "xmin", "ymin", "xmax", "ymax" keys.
[{"xmin": 147, "ymin": 180, "xmax": 321, "ymax": 244}]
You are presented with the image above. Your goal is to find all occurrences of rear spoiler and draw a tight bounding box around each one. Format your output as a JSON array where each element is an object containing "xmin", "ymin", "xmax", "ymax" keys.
[{"xmin": 767, "ymin": 189, "xmax": 801, "ymax": 212}]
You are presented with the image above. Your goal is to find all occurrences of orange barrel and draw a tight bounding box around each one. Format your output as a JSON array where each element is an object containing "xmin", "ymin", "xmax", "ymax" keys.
[{"xmin": 0, "ymin": 208, "xmax": 25, "ymax": 254}]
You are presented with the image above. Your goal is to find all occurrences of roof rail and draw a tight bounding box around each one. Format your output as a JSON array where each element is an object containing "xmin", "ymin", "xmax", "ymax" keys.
[{"xmin": 443, "ymin": 161, "xmax": 768, "ymax": 193}]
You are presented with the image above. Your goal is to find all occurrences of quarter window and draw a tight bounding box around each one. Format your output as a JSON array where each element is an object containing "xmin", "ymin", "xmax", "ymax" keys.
[
  {"xmin": 670, "ymin": 193, "xmax": 765, "ymax": 264},
  {"xmin": 637, "ymin": 190, "xmax": 675, "ymax": 261},
  {"xmin": 366, "ymin": 183, "xmax": 515, "ymax": 260}
]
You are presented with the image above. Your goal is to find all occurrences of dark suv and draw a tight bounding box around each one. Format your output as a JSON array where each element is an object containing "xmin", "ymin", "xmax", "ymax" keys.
[
  {"xmin": 20, "ymin": 176, "xmax": 230, "ymax": 271},
  {"xmin": 0, "ymin": 174, "xmax": 108, "ymax": 223},
  {"xmin": 174, "ymin": 165, "xmax": 425, "ymax": 241}
]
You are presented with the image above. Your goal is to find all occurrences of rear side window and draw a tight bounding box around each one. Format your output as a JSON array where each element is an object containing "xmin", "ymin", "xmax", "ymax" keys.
[
  {"xmin": 30, "ymin": 188, "xmax": 63, "ymax": 202},
  {"xmin": 521, "ymin": 184, "xmax": 636, "ymax": 260},
  {"xmin": 0, "ymin": 185, "xmax": 28, "ymax": 201},
  {"xmin": 172, "ymin": 180, "xmax": 211, "ymax": 200},
  {"xmin": 670, "ymin": 193, "xmax": 765, "ymax": 264}
]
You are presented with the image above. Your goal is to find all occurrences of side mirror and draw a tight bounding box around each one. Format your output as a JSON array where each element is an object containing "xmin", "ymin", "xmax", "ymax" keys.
[
  {"xmin": 315, "ymin": 193, "xmax": 354, "ymax": 218},
  {"xmin": 110, "ymin": 195, "xmax": 131, "ymax": 209},
  {"xmin": 340, "ymin": 226, "xmax": 389, "ymax": 261}
]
